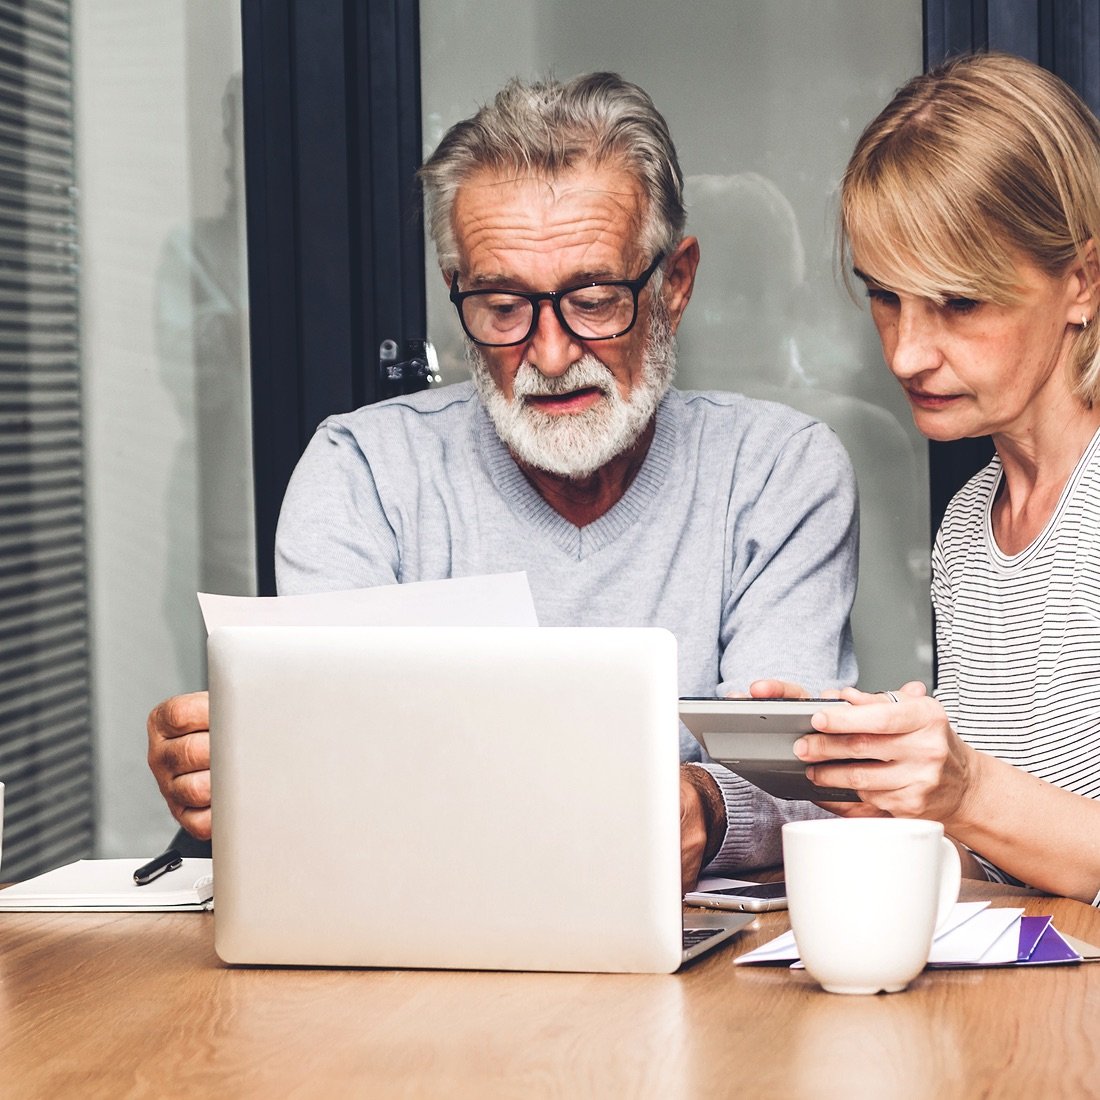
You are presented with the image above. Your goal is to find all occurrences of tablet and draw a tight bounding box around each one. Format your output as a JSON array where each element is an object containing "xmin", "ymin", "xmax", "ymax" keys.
[{"xmin": 679, "ymin": 698, "xmax": 862, "ymax": 802}]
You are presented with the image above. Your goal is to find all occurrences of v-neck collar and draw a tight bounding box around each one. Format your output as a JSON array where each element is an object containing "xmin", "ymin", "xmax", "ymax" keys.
[{"xmin": 477, "ymin": 393, "xmax": 677, "ymax": 559}]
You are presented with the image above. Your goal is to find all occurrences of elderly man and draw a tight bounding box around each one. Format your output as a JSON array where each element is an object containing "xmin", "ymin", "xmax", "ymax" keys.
[{"xmin": 148, "ymin": 72, "xmax": 857, "ymax": 888}]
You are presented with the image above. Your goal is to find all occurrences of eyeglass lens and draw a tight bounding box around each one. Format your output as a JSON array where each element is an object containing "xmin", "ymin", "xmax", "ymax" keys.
[{"xmin": 461, "ymin": 284, "xmax": 637, "ymax": 345}]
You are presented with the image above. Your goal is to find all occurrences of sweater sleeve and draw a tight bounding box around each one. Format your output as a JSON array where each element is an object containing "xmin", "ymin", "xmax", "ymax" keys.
[
  {"xmin": 718, "ymin": 421, "xmax": 859, "ymax": 693},
  {"xmin": 707, "ymin": 422, "xmax": 860, "ymax": 871},
  {"xmin": 275, "ymin": 419, "xmax": 401, "ymax": 595},
  {"xmin": 691, "ymin": 763, "xmax": 833, "ymax": 872}
]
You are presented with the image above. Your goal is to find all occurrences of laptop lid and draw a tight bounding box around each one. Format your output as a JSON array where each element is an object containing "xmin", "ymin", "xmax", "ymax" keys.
[{"xmin": 210, "ymin": 625, "xmax": 737, "ymax": 973}]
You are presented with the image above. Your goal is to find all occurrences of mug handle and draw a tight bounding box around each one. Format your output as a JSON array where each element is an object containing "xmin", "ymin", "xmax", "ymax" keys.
[{"xmin": 935, "ymin": 835, "xmax": 962, "ymax": 931}]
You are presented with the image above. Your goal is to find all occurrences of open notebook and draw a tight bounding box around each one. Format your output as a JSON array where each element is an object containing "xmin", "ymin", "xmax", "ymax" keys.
[
  {"xmin": 0, "ymin": 858, "xmax": 213, "ymax": 912},
  {"xmin": 210, "ymin": 625, "xmax": 750, "ymax": 972}
]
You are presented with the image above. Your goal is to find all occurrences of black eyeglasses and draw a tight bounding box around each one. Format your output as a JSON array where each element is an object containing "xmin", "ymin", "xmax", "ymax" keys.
[{"xmin": 449, "ymin": 253, "xmax": 665, "ymax": 347}]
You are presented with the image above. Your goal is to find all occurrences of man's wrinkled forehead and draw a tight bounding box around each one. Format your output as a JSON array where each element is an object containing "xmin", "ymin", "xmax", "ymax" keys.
[{"xmin": 451, "ymin": 162, "xmax": 649, "ymax": 277}]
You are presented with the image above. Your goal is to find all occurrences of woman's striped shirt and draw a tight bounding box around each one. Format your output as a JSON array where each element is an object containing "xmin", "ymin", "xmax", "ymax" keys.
[{"xmin": 932, "ymin": 426, "xmax": 1100, "ymax": 898}]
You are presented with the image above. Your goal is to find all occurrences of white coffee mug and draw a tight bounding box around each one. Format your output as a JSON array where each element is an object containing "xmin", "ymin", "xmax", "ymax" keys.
[{"xmin": 782, "ymin": 818, "xmax": 961, "ymax": 995}]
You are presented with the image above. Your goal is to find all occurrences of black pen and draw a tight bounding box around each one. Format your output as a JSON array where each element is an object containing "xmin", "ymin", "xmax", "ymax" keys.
[{"xmin": 133, "ymin": 848, "xmax": 183, "ymax": 886}]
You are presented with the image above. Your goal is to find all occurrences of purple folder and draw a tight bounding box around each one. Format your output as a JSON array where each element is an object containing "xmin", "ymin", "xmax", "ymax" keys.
[
  {"xmin": 1018, "ymin": 917, "xmax": 1081, "ymax": 965},
  {"xmin": 927, "ymin": 915, "xmax": 1081, "ymax": 969}
]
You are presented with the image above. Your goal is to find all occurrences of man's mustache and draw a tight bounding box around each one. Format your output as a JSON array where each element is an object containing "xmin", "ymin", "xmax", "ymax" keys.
[{"xmin": 511, "ymin": 359, "xmax": 614, "ymax": 399}]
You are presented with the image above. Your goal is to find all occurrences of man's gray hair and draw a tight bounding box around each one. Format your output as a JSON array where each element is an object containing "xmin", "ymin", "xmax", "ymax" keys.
[{"xmin": 419, "ymin": 72, "xmax": 686, "ymax": 272}]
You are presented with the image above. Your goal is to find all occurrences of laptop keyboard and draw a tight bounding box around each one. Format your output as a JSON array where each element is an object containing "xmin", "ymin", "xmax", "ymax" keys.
[{"xmin": 682, "ymin": 927, "xmax": 724, "ymax": 950}]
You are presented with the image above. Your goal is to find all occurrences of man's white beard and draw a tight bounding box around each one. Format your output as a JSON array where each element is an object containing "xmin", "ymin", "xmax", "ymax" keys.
[{"xmin": 468, "ymin": 306, "xmax": 677, "ymax": 480}]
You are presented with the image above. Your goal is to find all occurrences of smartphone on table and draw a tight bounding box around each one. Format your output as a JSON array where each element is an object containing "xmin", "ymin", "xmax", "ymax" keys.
[{"xmin": 684, "ymin": 881, "xmax": 788, "ymax": 913}]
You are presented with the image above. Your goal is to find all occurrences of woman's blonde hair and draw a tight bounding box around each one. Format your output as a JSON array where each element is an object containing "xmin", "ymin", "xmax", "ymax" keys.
[{"xmin": 840, "ymin": 52, "xmax": 1100, "ymax": 402}]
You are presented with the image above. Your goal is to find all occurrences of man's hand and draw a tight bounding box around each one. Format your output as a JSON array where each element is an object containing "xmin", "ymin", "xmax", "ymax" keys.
[
  {"xmin": 679, "ymin": 765, "xmax": 726, "ymax": 891},
  {"xmin": 746, "ymin": 679, "xmax": 811, "ymax": 699},
  {"xmin": 146, "ymin": 691, "xmax": 212, "ymax": 839},
  {"xmin": 746, "ymin": 679, "xmax": 844, "ymax": 701}
]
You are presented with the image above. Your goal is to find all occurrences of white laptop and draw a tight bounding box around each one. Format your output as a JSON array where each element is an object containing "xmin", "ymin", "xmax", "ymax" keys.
[{"xmin": 208, "ymin": 625, "xmax": 751, "ymax": 973}]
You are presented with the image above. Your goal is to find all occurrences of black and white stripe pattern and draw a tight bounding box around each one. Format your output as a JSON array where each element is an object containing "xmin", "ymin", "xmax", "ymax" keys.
[{"xmin": 933, "ymin": 427, "xmax": 1100, "ymax": 899}]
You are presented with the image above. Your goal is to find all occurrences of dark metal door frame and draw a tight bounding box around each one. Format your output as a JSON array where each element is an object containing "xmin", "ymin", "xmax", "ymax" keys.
[{"xmin": 241, "ymin": 0, "xmax": 425, "ymax": 595}]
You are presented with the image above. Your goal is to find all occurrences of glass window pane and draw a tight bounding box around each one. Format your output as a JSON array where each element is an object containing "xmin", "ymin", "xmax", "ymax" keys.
[
  {"xmin": 420, "ymin": 0, "xmax": 930, "ymax": 688},
  {"xmin": 75, "ymin": 0, "xmax": 255, "ymax": 855}
]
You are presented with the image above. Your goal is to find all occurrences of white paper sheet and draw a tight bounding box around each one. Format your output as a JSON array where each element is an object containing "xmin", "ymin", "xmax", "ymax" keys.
[
  {"xmin": 734, "ymin": 901, "xmax": 1006, "ymax": 967},
  {"xmin": 929, "ymin": 900, "xmax": 990, "ymax": 939},
  {"xmin": 198, "ymin": 572, "xmax": 539, "ymax": 633},
  {"xmin": 735, "ymin": 928, "xmax": 800, "ymax": 964},
  {"xmin": 928, "ymin": 907, "xmax": 1023, "ymax": 965}
]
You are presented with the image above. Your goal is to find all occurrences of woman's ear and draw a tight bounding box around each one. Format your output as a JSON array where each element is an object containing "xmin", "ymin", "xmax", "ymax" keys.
[{"xmin": 1067, "ymin": 239, "xmax": 1100, "ymax": 323}]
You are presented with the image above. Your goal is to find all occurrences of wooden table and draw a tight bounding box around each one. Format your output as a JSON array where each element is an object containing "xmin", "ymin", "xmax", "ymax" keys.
[{"xmin": 2, "ymin": 883, "xmax": 1099, "ymax": 1098}]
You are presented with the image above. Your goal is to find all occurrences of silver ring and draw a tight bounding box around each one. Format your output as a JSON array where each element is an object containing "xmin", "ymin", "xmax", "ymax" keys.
[{"xmin": 883, "ymin": 690, "xmax": 900, "ymax": 703}]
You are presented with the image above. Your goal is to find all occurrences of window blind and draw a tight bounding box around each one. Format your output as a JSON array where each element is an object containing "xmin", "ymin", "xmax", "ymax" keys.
[{"xmin": 0, "ymin": 0, "xmax": 92, "ymax": 880}]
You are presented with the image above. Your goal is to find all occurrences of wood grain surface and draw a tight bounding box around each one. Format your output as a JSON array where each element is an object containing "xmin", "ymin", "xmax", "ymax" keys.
[{"xmin": 1, "ymin": 882, "xmax": 1098, "ymax": 1098}]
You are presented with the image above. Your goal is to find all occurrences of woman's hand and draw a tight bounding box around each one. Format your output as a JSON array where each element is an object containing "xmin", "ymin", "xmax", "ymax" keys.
[{"xmin": 793, "ymin": 682, "xmax": 982, "ymax": 825}]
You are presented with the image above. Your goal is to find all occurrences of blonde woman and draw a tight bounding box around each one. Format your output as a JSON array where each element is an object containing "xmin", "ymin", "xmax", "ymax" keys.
[{"xmin": 775, "ymin": 52, "xmax": 1100, "ymax": 903}]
